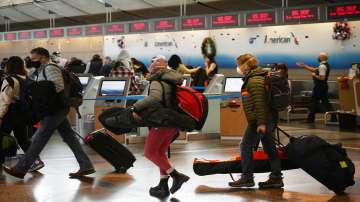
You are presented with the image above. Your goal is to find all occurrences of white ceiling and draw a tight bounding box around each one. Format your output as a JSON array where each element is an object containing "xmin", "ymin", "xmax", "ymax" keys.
[{"xmin": 0, "ymin": 0, "xmax": 220, "ymax": 23}]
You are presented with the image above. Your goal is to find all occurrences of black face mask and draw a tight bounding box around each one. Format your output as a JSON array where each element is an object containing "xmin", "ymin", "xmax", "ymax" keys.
[{"xmin": 30, "ymin": 61, "xmax": 41, "ymax": 68}]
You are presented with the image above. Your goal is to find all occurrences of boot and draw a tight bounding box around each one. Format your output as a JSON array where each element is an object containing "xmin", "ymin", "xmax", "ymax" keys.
[
  {"xmin": 258, "ymin": 178, "xmax": 284, "ymax": 189},
  {"xmin": 169, "ymin": 169, "xmax": 190, "ymax": 194},
  {"xmin": 149, "ymin": 177, "xmax": 170, "ymax": 198},
  {"xmin": 228, "ymin": 177, "xmax": 255, "ymax": 188}
]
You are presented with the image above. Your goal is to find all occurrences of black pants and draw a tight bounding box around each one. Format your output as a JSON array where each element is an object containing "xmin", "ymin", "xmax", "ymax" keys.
[
  {"xmin": 308, "ymin": 83, "xmax": 334, "ymax": 121},
  {"xmin": 0, "ymin": 109, "xmax": 33, "ymax": 163}
]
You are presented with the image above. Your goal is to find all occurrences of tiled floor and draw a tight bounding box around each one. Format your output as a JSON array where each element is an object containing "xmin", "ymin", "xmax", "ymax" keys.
[{"xmin": 0, "ymin": 122, "xmax": 359, "ymax": 202}]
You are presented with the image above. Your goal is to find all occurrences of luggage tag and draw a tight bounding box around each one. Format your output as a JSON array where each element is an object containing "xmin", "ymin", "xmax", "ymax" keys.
[{"xmin": 339, "ymin": 161, "xmax": 348, "ymax": 168}]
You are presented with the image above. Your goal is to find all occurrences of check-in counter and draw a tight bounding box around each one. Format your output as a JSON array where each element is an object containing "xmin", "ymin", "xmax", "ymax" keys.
[
  {"xmin": 339, "ymin": 77, "xmax": 360, "ymax": 116},
  {"xmin": 220, "ymin": 77, "xmax": 248, "ymax": 143},
  {"xmin": 94, "ymin": 77, "xmax": 130, "ymax": 143},
  {"xmin": 202, "ymin": 74, "xmax": 225, "ymax": 135}
]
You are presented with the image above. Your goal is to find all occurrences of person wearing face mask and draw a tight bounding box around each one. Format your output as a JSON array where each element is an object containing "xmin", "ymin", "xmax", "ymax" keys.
[
  {"xmin": 3, "ymin": 47, "xmax": 94, "ymax": 179},
  {"xmin": 296, "ymin": 52, "xmax": 335, "ymax": 123},
  {"xmin": 131, "ymin": 56, "xmax": 190, "ymax": 198},
  {"xmin": 229, "ymin": 54, "xmax": 283, "ymax": 189}
]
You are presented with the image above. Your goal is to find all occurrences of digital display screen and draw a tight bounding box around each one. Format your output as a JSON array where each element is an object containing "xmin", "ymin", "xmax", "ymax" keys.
[
  {"xmin": 106, "ymin": 24, "xmax": 125, "ymax": 34},
  {"xmin": 0, "ymin": 33, "xmax": 3, "ymax": 41},
  {"xmin": 67, "ymin": 27, "xmax": 83, "ymax": 37},
  {"xmin": 154, "ymin": 19, "xmax": 176, "ymax": 31},
  {"xmin": 50, "ymin": 28, "xmax": 64, "ymax": 38},
  {"xmin": 327, "ymin": 4, "xmax": 360, "ymax": 19},
  {"xmin": 284, "ymin": 7, "xmax": 318, "ymax": 22},
  {"xmin": 130, "ymin": 22, "xmax": 148, "ymax": 32},
  {"xmin": 212, "ymin": 15, "xmax": 238, "ymax": 27},
  {"xmin": 224, "ymin": 77, "xmax": 244, "ymax": 93},
  {"xmin": 85, "ymin": 25, "xmax": 103, "ymax": 36},
  {"xmin": 246, "ymin": 11, "xmax": 276, "ymax": 25},
  {"xmin": 100, "ymin": 80, "xmax": 126, "ymax": 96},
  {"xmin": 181, "ymin": 17, "xmax": 206, "ymax": 29},
  {"xmin": 34, "ymin": 30, "xmax": 48, "ymax": 39},
  {"xmin": 18, "ymin": 31, "xmax": 32, "ymax": 40},
  {"xmin": 4, "ymin": 33, "xmax": 17, "ymax": 41},
  {"xmin": 79, "ymin": 77, "xmax": 90, "ymax": 87}
]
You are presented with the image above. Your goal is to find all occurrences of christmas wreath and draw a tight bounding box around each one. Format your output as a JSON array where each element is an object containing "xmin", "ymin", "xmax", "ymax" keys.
[
  {"xmin": 201, "ymin": 37, "xmax": 216, "ymax": 58},
  {"xmin": 333, "ymin": 21, "xmax": 351, "ymax": 40}
]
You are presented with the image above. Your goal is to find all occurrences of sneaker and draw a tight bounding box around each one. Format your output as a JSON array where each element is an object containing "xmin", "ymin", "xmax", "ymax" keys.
[
  {"xmin": 258, "ymin": 178, "xmax": 284, "ymax": 189},
  {"xmin": 28, "ymin": 159, "xmax": 45, "ymax": 172},
  {"xmin": 228, "ymin": 177, "xmax": 255, "ymax": 188}
]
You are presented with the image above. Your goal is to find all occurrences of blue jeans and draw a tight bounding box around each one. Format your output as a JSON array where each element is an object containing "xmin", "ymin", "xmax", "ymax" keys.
[
  {"xmin": 240, "ymin": 114, "xmax": 282, "ymax": 180},
  {"xmin": 16, "ymin": 108, "xmax": 93, "ymax": 172}
]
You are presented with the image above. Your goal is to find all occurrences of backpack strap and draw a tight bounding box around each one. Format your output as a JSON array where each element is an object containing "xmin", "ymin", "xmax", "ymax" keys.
[
  {"xmin": 1, "ymin": 76, "xmax": 15, "ymax": 92},
  {"xmin": 42, "ymin": 63, "xmax": 61, "ymax": 81}
]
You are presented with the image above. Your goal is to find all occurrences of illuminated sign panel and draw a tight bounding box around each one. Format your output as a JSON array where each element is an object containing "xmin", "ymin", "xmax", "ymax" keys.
[
  {"xmin": 328, "ymin": 4, "xmax": 360, "ymax": 19},
  {"xmin": 106, "ymin": 24, "xmax": 125, "ymax": 34},
  {"xmin": 18, "ymin": 31, "xmax": 32, "ymax": 40},
  {"xmin": 284, "ymin": 7, "xmax": 318, "ymax": 22},
  {"xmin": 212, "ymin": 15, "xmax": 238, "ymax": 27},
  {"xmin": 246, "ymin": 11, "xmax": 276, "ymax": 25},
  {"xmin": 130, "ymin": 22, "xmax": 148, "ymax": 32},
  {"xmin": 181, "ymin": 17, "xmax": 206, "ymax": 29},
  {"xmin": 67, "ymin": 27, "xmax": 83, "ymax": 37},
  {"xmin": 50, "ymin": 28, "xmax": 64, "ymax": 38},
  {"xmin": 85, "ymin": 25, "xmax": 103, "ymax": 36},
  {"xmin": 0, "ymin": 33, "xmax": 3, "ymax": 41},
  {"xmin": 34, "ymin": 30, "xmax": 48, "ymax": 39},
  {"xmin": 154, "ymin": 19, "xmax": 176, "ymax": 31},
  {"xmin": 5, "ymin": 32, "xmax": 17, "ymax": 41}
]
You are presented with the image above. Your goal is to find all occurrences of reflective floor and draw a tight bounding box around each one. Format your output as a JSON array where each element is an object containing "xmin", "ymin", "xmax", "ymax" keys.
[{"xmin": 0, "ymin": 122, "xmax": 359, "ymax": 202}]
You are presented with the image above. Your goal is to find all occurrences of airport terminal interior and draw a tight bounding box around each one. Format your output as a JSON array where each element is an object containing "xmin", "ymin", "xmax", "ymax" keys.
[{"xmin": 0, "ymin": 0, "xmax": 360, "ymax": 202}]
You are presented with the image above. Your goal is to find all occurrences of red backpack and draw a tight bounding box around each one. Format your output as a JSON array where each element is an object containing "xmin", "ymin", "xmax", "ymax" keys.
[{"xmin": 159, "ymin": 82, "xmax": 208, "ymax": 130}]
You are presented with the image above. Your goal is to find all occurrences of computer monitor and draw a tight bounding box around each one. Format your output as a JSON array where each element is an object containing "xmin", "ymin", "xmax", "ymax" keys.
[
  {"xmin": 224, "ymin": 77, "xmax": 244, "ymax": 93},
  {"xmin": 99, "ymin": 80, "xmax": 126, "ymax": 96}
]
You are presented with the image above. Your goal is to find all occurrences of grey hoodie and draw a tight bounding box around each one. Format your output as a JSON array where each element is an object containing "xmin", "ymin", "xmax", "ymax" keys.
[{"xmin": 133, "ymin": 69, "xmax": 183, "ymax": 112}]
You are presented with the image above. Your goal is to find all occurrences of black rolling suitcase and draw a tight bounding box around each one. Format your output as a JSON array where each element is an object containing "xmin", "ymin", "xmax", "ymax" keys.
[
  {"xmin": 280, "ymin": 128, "xmax": 355, "ymax": 194},
  {"xmin": 78, "ymin": 129, "xmax": 136, "ymax": 173}
]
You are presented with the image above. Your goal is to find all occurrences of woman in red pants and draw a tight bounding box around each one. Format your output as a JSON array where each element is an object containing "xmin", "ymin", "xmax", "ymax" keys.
[{"xmin": 132, "ymin": 56, "xmax": 190, "ymax": 198}]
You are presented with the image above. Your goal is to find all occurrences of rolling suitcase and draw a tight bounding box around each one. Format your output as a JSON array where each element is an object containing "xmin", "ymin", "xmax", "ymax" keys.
[
  {"xmin": 77, "ymin": 129, "xmax": 136, "ymax": 173},
  {"xmin": 280, "ymin": 128, "xmax": 355, "ymax": 194}
]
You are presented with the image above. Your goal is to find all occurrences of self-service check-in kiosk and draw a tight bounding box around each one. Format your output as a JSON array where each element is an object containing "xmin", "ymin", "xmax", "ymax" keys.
[
  {"xmin": 220, "ymin": 77, "xmax": 248, "ymax": 143},
  {"xmin": 202, "ymin": 74, "xmax": 225, "ymax": 135},
  {"xmin": 93, "ymin": 78, "xmax": 130, "ymax": 143},
  {"xmin": 77, "ymin": 75, "xmax": 104, "ymax": 137},
  {"xmin": 68, "ymin": 74, "xmax": 93, "ymax": 127}
]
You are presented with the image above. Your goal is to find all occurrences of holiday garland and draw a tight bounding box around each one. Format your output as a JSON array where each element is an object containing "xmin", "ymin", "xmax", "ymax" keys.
[
  {"xmin": 201, "ymin": 37, "xmax": 217, "ymax": 58},
  {"xmin": 333, "ymin": 21, "xmax": 351, "ymax": 40}
]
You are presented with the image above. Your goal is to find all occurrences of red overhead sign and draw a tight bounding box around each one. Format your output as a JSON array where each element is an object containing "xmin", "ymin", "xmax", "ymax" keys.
[
  {"xmin": 18, "ymin": 31, "xmax": 32, "ymax": 40},
  {"xmin": 284, "ymin": 7, "xmax": 318, "ymax": 22},
  {"xmin": 106, "ymin": 24, "xmax": 125, "ymax": 34},
  {"xmin": 328, "ymin": 4, "xmax": 360, "ymax": 19},
  {"xmin": 34, "ymin": 30, "xmax": 48, "ymax": 39},
  {"xmin": 246, "ymin": 11, "xmax": 276, "ymax": 25},
  {"xmin": 130, "ymin": 22, "xmax": 148, "ymax": 32},
  {"xmin": 5, "ymin": 32, "xmax": 17, "ymax": 41},
  {"xmin": 50, "ymin": 28, "xmax": 64, "ymax": 38},
  {"xmin": 212, "ymin": 15, "xmax": 238, "ymax": 27},
  {"xmin": 67, "ymin": 27, "xmax": 83, "ymax": 37},
  {"xmin": 154, "ymin": 19, "xmax": 176, "ymax": 31},
  {"xmin": 85, "ymin": 25, "xmax": 103, "ymax": 36},
  {"xmin": 181, "ymin": 17, "xmax": 206, "ymax": 29}
]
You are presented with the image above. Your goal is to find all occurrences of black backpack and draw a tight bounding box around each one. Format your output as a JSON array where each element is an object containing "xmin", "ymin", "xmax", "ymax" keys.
[
  {"xmin": 43, "ymin": 64, "xmax": 83, "ymax": 110},
  {"xmin": 0, "ymin": 75, "xmax": 37, "ymax": 124},
  {"xmin": 247, "ymin": 71, "xmax": 290, "ymax": 111}
]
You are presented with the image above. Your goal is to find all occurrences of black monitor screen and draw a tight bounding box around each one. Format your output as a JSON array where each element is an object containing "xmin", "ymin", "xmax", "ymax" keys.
[
  {"xmin": 224, "ymin": 77, "xmax": 244, "ymax": 93},
  {"xmin": 100, "ymin": 80, "xmax": 126, "ymax": 96},
  {"xmin": 78, "ymin": 77, "xmax": 89, "ymax": 87}
]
